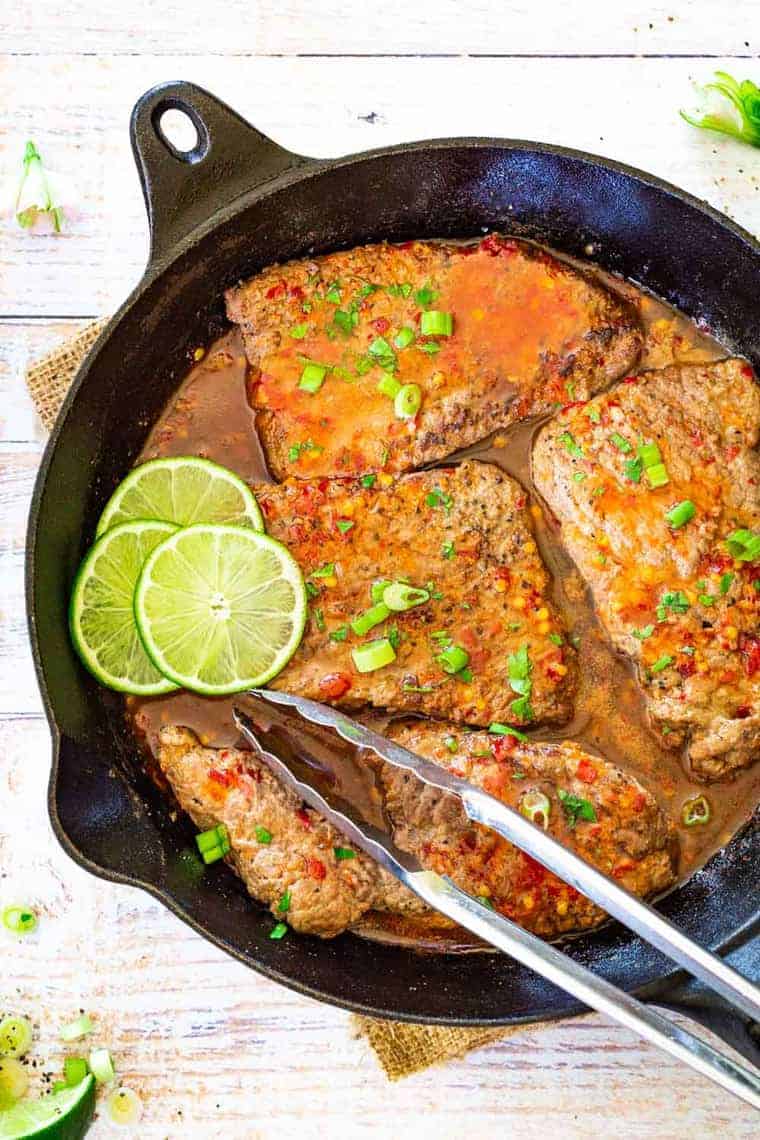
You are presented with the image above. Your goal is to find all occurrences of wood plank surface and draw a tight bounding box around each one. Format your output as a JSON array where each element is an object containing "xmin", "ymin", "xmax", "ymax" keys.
[{"xmin": 1, "ymin": 3, "xmax": 758, "ymax": 1136}]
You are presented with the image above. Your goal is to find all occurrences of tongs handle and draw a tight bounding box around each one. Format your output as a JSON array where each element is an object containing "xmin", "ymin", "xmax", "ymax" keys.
[{"xmin": 409, "ymin": 869, "xmax": 760, "ymax": 1110}]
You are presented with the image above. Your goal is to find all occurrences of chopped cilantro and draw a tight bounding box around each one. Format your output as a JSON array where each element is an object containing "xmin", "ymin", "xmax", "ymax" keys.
[
  {"xmin": 288, "ymin": 439, "xmax": 323, "ymax": 463},
  {"xmin": 361, "ymin": 474, "xmax": 376, "ymax": 488},
  {"xmin": 334, "ymin": 847, "xmax": 356, "ymax": 860},
  {"xmin": 507, "ymin": 645, "xmax": 534, "ymax": 721},
  {"xmin": 255, "ymin": 826, "xmax": 272, "ymax": 844},
  {"xmin": 610, "ymin": 432, "xmax": 632, "ymax": 453},
  {"xmin": 332, "ymin": 309, "xmax": 356, "ymax": 336},
  {"xmin": 386, "ymin": 282, "xmax": 412, "ymax": 298},
  {"xmin": 425, "ymin": 487, "xmax": 454, "ymax": 513},
  {"xmin": 324, "ymin": 282, "xmax": 341, "ymax": 304},
  {"xmin": 456, "ymin": 667, "xmax": 474, "ymax": 682},
  {"xmin": 387, "ymin": 624, "xmax": 401, "ymax": 651},
  {"xmin": 557, "ymin": 789, "xmax": 597, "ymax": 829},
  {"xmin": 657, "ymin": 590, "xmax": 690, "ymax": 621},
  {"xmin": 650, "ymin": 654, "xmax": 674, "ymax": 674},
  {"xmin": 624, "ymin": 457, "xmax": 643, "ymax": 483},
  {"xmin": 329, "ymin": 625, "xmax": 349, "ymax": 642},
  {"xmin": 442, "ymin": 540, "xmax": 456, "ymax": 559},
  {"xmin": 478, "ymin": 896, "xmax": 495, "ymax": 910},
  {"xmin": 312, "ymin": 607, "xmax": 325, "ymax": 631},
  {"xmin": 572, "ymin": 472, "xmax": 587, "ymax": 483},
  {"xmin": 311, "ymin": 563, "xmax": 336, "ymax": 579},
  {"xmin": 559, "ymin": 431, "xmax": 584, "ymax": 459},
  {"xmin": 587, "ymin": 406, "xmax": 601, "ymax": 424},
  {"xmin": 698, "ymin": 593, "xmax": 716, "ymax": 606},
  {"xmin": 720, "ymin": 572, "xmax": 734, "ymax": 595},
  {"xmin": 632, "ymin": 624, "xmax": 654, "ymax": 640},
  {"xmin": 488, "ymin": 723, "xmax": 528, "ymax": 741},
  {"xmin": 305, "ymin": 581, "xmax": 320, "ymax": 600},
  {"xmin": 289, "ymin": 323, "xmax": 309, "ymax": 339},
  {"xmin": 415, "ymin": 283, "xmax": 437, "ymax": 307},
  {"xmin": 336, "ymin": 519, "xmax": 354, "ymax": 534},
  {"xmin": 355, "ymin": 355, "xmax": 374, "ymax": 375},
  {"xmin": 548, "ymin": 632, "xmax": 564, "ymax": 646}
]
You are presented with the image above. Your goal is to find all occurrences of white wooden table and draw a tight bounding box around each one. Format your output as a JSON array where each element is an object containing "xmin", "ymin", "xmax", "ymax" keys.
[{"xmin": 1, "ymin": 3, "xmax": 758, "ymax": 1135}]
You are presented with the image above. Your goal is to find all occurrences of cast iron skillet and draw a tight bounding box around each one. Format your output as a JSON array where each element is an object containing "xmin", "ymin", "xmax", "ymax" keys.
[{"xmin": 26, "ymin": 81, "xmax": 759, "ymax": 1054}]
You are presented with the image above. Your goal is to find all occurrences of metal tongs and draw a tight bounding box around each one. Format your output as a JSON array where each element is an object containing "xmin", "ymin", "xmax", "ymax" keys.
[{"xmin": 233, "ymin": 691, "xmax": 760, "ymax": 1108}]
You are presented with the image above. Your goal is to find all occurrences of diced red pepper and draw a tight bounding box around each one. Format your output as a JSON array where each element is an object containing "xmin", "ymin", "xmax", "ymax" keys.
[
  {"xmin": 739, "ymin": 633, "xmax": 760, "ymax": 678},
  {"xmin": 306, "ymin": 857, "xmax": 327, "ymax": 881},
  {"xmin": 289, "ymin": 284, "xmax": 305, "ymax": 301},
  {"xmin": 677, "ymin": 656, "xmax": 697, "ymax": 679},
  {"xmin": 318, "ymin": 672, "xmax": 353, "ymax": 699},
  {"xmin": 208, "ymin": 768, "xmax": 233, "ymax": 787},
  {"xmin": 265, "ymin": 280, "xmax": 287, "ymax": 300},
  {"xmin": 575, "ymin": 757, "xmax": 598, "ymax": 784},
  {"xmin": 372, "ymin": 317, "xmax": 390, "ymax": 334},
  {"xmin": 491, "ymin": 736, "xmax": 516, "ymax": 763},
  {"xmin": 295, "ymin": 808, "xmax": 312, "ymax": 829},
  {"xmin": 734, "ymin": 704, "xmax": 753, "ymax": 719}
]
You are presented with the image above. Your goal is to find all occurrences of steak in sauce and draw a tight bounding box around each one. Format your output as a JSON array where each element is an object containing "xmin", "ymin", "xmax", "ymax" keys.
[
  {"xmin": 533, "ymin": 358, "xmax": 760, "ymax": 780},
  {"xmin": 226, "ymin": 235, "xmax": 642, "ymax": 479}
]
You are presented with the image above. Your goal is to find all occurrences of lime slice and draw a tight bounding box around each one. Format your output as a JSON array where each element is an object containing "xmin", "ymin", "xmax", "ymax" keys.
[
  {"xmin": 134, "ymin": 524, "xmax": 307, "ymax": 695},
  {"xmin": 0, "ymin": 1076, "xmax": 95, "ymax": 1140},
  {"xmin": 96, "ymin": 456, "xmax": 263, "ymax": 537},
  {"xmin": 69, "ymin": 520, "xmax": 180, "ymax": 694}
]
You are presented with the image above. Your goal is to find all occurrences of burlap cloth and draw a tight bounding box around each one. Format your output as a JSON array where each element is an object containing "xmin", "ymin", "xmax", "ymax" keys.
[{"xmin": 25, "ymin": 320, "xmax": 557, "ymax": 1079}]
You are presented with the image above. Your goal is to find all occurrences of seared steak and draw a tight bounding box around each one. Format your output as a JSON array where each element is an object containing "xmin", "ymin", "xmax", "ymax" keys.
[
  {"xmin": 157, "ymin": 722, "xmax": 676, "ymax": 940},
  {"xmin": 260, "ymin": 459, "xmax": 576, "ymax": 727},
  {"xmin": 226, "ymin": 235, "xmax": 642, "ymax": 479},
  {"xmin": 533, "ymin": 358, "xmax": 760, "ymax": 780}
]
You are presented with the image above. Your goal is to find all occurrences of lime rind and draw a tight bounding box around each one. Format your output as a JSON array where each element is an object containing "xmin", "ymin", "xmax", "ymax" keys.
[
  {"xmin": 69, "ymin": 520, "xmax": 180, "ymax": 695},
  {"xmin": 95, "ymin": 456, "xmax": 264, "ymax": 537},
  {"xmin": 0, "ymin": 1075, "xmax": 95, "ymax": 1140},
  {"xmin": 134, "ymin": 524, "xmax": 307, "ymax": 696}
]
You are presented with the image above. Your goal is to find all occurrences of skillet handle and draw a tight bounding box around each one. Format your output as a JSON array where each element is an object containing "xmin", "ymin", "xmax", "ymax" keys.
[{"xmin": 130, "ymin": 80, "xmax": 310, "ymax": 266}]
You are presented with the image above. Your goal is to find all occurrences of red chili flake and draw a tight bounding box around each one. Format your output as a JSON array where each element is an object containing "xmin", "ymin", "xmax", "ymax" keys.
[
  {"xmin": 739, "ymin": 633, "xmax": 760, "ymax": 677},
  {"xmin": 265, "ymin": 280, "xmax": 287, "ymax": 300},
  {"xmin": 318, "ymin": 672, "xmax": 352, "ymax": 699},
  {"xmin": 575, "ymin": 757, "xmax": 598, "ymax": 784},
  {"xmin": 734, "ymin": 704, "xmax": 753, "ymax": 719},
  {"xmin": 612, "ymin": 859, "xmax": 637, "ymax": 879},
  {"xmin": 289, "ymin": 284, "xmax": 305, "ymax": 301},
  {"xmin": 496, "ymin": 567, "xmax": 511, "ymax": 583},
  {"xmin": 726, "ymin": 445, "xmax": 740, "ymax": 462},
  {"xmin": 372, "ymin": 317, "xmax": 390, "ymax": 334},
  {"xmin": 208, "ymin": 769, "xmax": 233, "ymax": 787},
  {"xmin": 306, "ymin": 857, "xmax": 327, "ymax": 881},
  {"xmin": 632, "ymin": 792, "xmax": 647, "ymax": 813},
  {"xmin": 295, "ymin": 808, "xmax": 312, "ymax": 829},
  {"xmin": 741, "ymin": 364, "xmax": 754, "ymax": 379},
  {"xmin": 622, "ymin": 375, "xmax": 641, "ymax": 385},
  {"xmin": 491, "ymin": 736, "xmax": 516, "ymax": 763},
  {"xmin": 677, "ymin": 656, "xmax": 697, "ymax": 679}
]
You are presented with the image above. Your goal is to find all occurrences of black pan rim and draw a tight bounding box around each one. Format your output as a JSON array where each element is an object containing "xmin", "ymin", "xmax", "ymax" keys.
[{"xmin": 26, "ymin": 128, "xmax": 760, "ymax": 1025}]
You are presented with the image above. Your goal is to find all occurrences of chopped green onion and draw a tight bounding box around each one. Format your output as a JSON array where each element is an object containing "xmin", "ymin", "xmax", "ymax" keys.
[
  {"xmin": 336, "ymin": 519, "xmax": 354, "ymax": 534},
  {"xmin": 361, "ymin": 474, "xmax": 376, "ymax": 488},
  {"xmin": 632, "ymin": 624, "xmax": 655, "ymax": 640},
  {"xmin": 370, "ymin": 578, "xmax": 393, "ymax": 604},
  {"xmin": 334, "ymin": 847, "xmax": 356, "ymax": 860},
  {"xmin": 64, "ymin": 1057, "xmax": 89, "ymax": 1087},
  {"xmin": 255, "ymin": 826, "xmax": 272, "ymax": 844},
  {"xmin": 720, "ymin": 572, "xmax": 734, "ymax": 594},
  {"xmin": 332, "ymin": 310, "xmax": 356, "ymax": 336},
  {"xmin": 394, "ymin": 326, "xmax": 415, "ymax": 348},
  {"xmin": 106, "ymin": 1087, "xmax": 143, "ymax": 1127},
  {"xmin": 1, "ymin": 905, "xmax": 36, "ymax": 936},
  {"xmin": 425, "ymin": 487, "xmax": 454, "ymax": 513},
  {"xmin": 351, "ymin": 638, "xmax": 397, "ymax": 673},
  {"xmin": 289, "ymin": 323, "xmax": 308, "ymax": 339},
  {"xmin": 489, "ymin": 723, "xmax": 528, "ymax": 741},
  {"xmin": 680, "ymin": 71, "xmax": 760, "ymax": 148},
  {"xmin": 457, "ymin": 666, "xmax": 473, "ymax": 682},
  {"xmin": 88, "ymin": 1048, "xmax": 115, "ymax": 1085},
  {"xmin": 548, "ymin": 633, "xmax": 564, "ymax": 646},
  {"xmin": 657, "ymin": 590, "xmax": 690, "ymax": 620},
  {"xmin": 559, "ymin": 431, "xmax": 583, "ymax": 459},
  {"xmin": 638, "ymin": 441, "xmax": 662, "ymax": 468},
  {"xmin": 299, "ymin": 363, "xmax": 328, "ymax": 393},
  {"xmin": 418, "ymin": 342, "xmax": 441, "ymax": 355},
  {"xmin": 650, "ymin": 654, "xmax": 673, "ymax": 674},
  {"xmin": 415, "ymin": 284, "xmax": 437, "ymax": 306},
  {"xmin": 0, "ymin": 1018, "xmax": 33, "ymax": 1059},
  {"xmin": 444, "ymin": 735, "xmax": 458, "ymax": 753},
  {"xmin": 312, "ymin": 607, "xmax": 325, "ymax": 631},
  {"xmin": 646, "ymin": 463, "xmax": 670, "ymax": 488},
  {"xmin": 311, "ymin": 563, "xmax": 336, "ymax": 579},
  {"xmin": 324, "ymin": 282, "xmax": 341, "ymax": 304},
  {"xmin": 350, "ymin": 602, "xmax": 390, "ymax": 636},
  {"xmin": 0, "ymin": 1058, "xmax": 29, "ymax": 1109},
  {"xmin": 519, "ymin": 790, "xmax": 551, "ymax": 829},
  {"xmin": 665, "ymin": 500, "xmax": 696, "ymax": 529},
  {"xmin": 437, "ymin": 644, "xmax": 470, "ymax": 674},
  {"xmin": 441, "ymin": 540, "xmax": 455, "ymax": 560},
  {"xmin": 383, "ymin": 582, "xmax": 430, "ymax": 612},
  {"xmin": 572, "ymin": 472, "xmax": 587, "ymax": 483},
  {"xmin": 394, "ymin": 383, "xmax": 422, "ymax": 419},
  {"xmin": 269, "ymin": 922, "xmax": 288, "ymax": 940},
  {"xmin": 60, "ymin": 1015, "xmax": 94, "ymax": 1043},
  {"xmin": 699, "ymin": 593, "xmax": 716, "ymax": 606},
  {"xmin": 725, "ymin": 528, "xmax": 760, "ymax": 561},
  {"xmin": 587, "ymin": 406, "xmax": 601, "ymax": 424},
  {"xmin": 369, "ymin": 335, "xmax": 394, "ymax": 357},
  {"xmin": 195, "ymin": 824, "xmax": 231, "ymax": 865},
  {"xmin": 377, "ymin": 374, "xmax": 401, "ymax": 399},
  {"xmin": 610, "ymin": 432, "xmax": 632, "ymax": 453},
  {"xmin": 329, "ymin": 625, "xmax": 349, "ymax": 642},
  {"xmin": 420, "ymin": 310, "xmax": 453, "ymax": 337},
  {"xmin": 682, "ymin": 794, "xmax": 711, "ymax": 827},
  {"xmin": 478, "ymin": 895, "xmax": 495, "ymax": 910},
  {"xmin": 277, "ymin": 891, "xmax": 291, "ymax": 913},
  {"xmin": 624, "ymin": 457, "xmax": 643, "ymax": 483},
  {"xmin": 386, "ymin": 282, "xmax": 412, "ymax": 297},
  {"xmin": 753, "ymin": 579, "xmax": 760, "ymax": 591}
]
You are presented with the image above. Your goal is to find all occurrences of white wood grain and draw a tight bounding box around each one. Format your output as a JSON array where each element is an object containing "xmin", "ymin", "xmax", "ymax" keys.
[
  {"xmin": 1, "ymin": 4, "xmax": 759, "ymax": 1135},
  {"xmin": 2, "ymin": 55, "xmax": 760, "ymax": 318},
  {"xmin": 1, "ymin": 0, "xmax": 757, "ymax": 56}
]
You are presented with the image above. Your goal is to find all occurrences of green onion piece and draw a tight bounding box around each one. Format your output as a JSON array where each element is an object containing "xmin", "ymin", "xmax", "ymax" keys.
[
  {"xmin": 311, "ymin": 562, "xmax": 335, "ymax": 579},
  {"xmin": 350, "ymin": 602, "xmax": 390, "ymax": 636},
  {"xmin": 195, "ymin": 823, "xmax": 231, "ymax": 865},
  {"xmin": 1, "ymin": 905, "xmax": 37, "ymax": 936},
  {"xmin": 324, "ymin": 282, "xmax": 341, "ymax": 303},
  {"xmin": 394, "ymin": 383, "xmax": 422, "ymax": 419},
  {"xmin": 377, "ymin": 374, "xmax": 401, "ymax": 399},
  {"xmin": 548, "ymin": 633, "xmax": 564, "ymax": 646},
  {"xmin": 632, "ymin": 624, "xmax": 654, "ymax": 640},
  {"xmin": 624, "ymin": 457, "xmax": 643, "ymax": 483},
  {"xmin": 106, "ymin": 1088, "xmax": 143, "ymax": 1127},
  {"xmin": 420, "ymin": 310, "xmax": 453, "ymax": 337},
  {"xmin": 572, "ymin": 472, "xmax": 587, "ymax": 483},
  {"xmin": 88, "ymin": 1048, "xmax": 115, "ymax": 1085},
  {"xmin": 699, "ymin": 593, "xmax": 716, "ymax": 606},
  {"xmin": 610, "ymin": 432, "xmax": 632, "ymax": 453},
  {"xmin": 312, "ymin": 607, "xmax": 325, "ymax": 631},
  {"xmin": 437, "ymin": 644, "xmax": 470, "ymax": 674},
  {"xmin": 425, "ymin": 487, "xmax": 454, "ymax": 512},
  {"xmin": 270, "ymin": 922, "xmax": 288, "ymax": 940},
  {"xmin": 489, "ymin": 723, "xmax": 528, "ymax": 741},
  {"xmin": 725, "ymin": 528, "xmax": 760, "ymax": 561},
  {"xmin": 334, "ymin": 847, "xmax": 356, "ymax": 860},
  {"xmin": 64, "ymin": 1057, "xmax": 89, "ymax": 1088},
  {"xmin": 415, "ymin": 284, "xmax": 437, "ymax": 306},
  {"xmin": 277, "ymin": 891, "xmax": 291, "ymax": 913},
  {"xmin": 753, "ymin": 579, "xmax": 760, "ymax": 591},
  {"xmin": 0, "ymin": 1058, "xmax": 29, "ymax": 1108},
  {"xmin": 418, "ymin": 342, "xmax": 441, "ymax": 355},
  {"xmin": 638, "ymin": 441, "xmax": 662, "ymax": 468},
  {"xmin": 299, "ymin": 363, "xmax": 328, "ymax": 393},
  {"xmin": 289, "ymin": 323, "xmax": 308, "ymax": 339},
  {"xmin": 665, "ymin": 500, "xmax": 696, "ymax": 529},
  {"xmin": 370, "ymin": 578, "xmax": 393, "ymax": 604},
  {"xmin": 383, "ymin": 582, "xmax": 431, "ymax": 612},
  {"xmin": 720, "ymin": 572, "xmax": 734, "ymax": 595},
  {"xmin": 361, "ymin": 474, "xmax": 376, "ymax": 488},
  {"xmin": 336, "ymin": 519, "xmax": 354, "ymax": 534},
  {"xmin": 60, "ymin": 1015, "xmax": 94, "ymax": 1043},
  {"xmin": 557, "ymin": 789, "xmax": 597, "ymax": 828},
  {"xmin": 519, "ymin": 790, "xmax": 551, "ymax": 829},
  {"xmin": 587, "ymin": 406, "xmax": 601, "ymax": 424},
  {"xmin": 478, "ymin": 895, "xmax": 495, "ymax": 910},
  {"xmin": 444, "ymin": 735, "xmax": 458, "ymax": 753},
  {"xmin": 329, "ymin": 625, "xmax": 349, "ymax": 642},
  {"xmin": 369, "ymin": 335, "xmax": 394, "ymax": 357},
  {"xmin": 650, "ymin": 654, "xmax": 673, "ymax": 674},
  {"xmin": 351, "ymin": 638, "xmax": 397, "ymax": 673},
  {"xmin": 332, "ymin": 310, "xmax": 355, "ymax": 336},
  {"xmin": 457, "ymin": 666, "xmax": 473, "ymax": 682},
  {"xmin": 394, "ymin": 326, "xmax": 415, "ymax": 349},
  {"xmin": 441, "ymin": 540, "xmax": 455, "ymax": 559},
  {"xmin": 682, "ymin": 794, "xmax": 711, "ymax": 827},
  {"xmin": 0, "ymin": 1018, "xmax": 33, "ymax": 1059},
  {"xmin": 646, "ymin": 463, "xmax": 670, "ymax": 488},
  {"xmin": 255, "ymin": 826, "xmax": 272, "ymax": 844},
  {"xmin": 559, "ymin": 431, "xmax": 583, "ymax": 459}
]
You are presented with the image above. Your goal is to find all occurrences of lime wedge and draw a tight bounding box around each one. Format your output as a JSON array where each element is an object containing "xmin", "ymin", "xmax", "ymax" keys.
[
  {"xmin": 96, "ymin": 456, "xmax": 263, "ymax": 537},
  {"xmin": 134, "ymin": 524, "xmax": 307, "ymax": 695},
  {"xmin": 69, "ymin": 520, "xmax": 179, "ymax": 694},
  {"xmin": 0, "ymin": 1076, "xmax": 95, "ymax": 1140}
]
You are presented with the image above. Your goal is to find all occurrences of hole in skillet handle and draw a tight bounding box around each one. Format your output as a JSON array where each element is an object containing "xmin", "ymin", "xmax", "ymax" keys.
[{"xmin": 129, "ymin": 80, "xmax": 312, "ymax": 268}]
